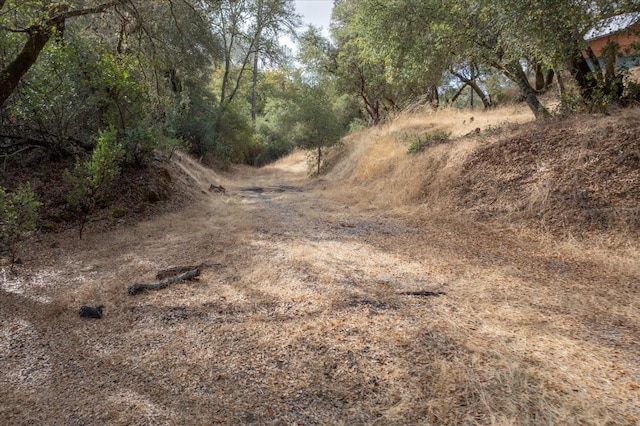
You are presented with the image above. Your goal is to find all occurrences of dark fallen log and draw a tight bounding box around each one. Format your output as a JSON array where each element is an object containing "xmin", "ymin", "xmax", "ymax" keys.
[
  {"xmin": 79, "ymin": 305, "xmax": 104, "ymax": 318},
  {"xmin": 128, "ymin": 268, "xmax": 200, "ymax": 295},
  {"xmin": 399, "ymin": 291, "xmax": 446, "ymax": 297}
]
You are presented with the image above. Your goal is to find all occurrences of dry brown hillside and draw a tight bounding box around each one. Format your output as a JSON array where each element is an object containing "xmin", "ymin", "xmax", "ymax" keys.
[{"xmin": 325, "ymin": 106, "xmax": 640, "ymax": 242}]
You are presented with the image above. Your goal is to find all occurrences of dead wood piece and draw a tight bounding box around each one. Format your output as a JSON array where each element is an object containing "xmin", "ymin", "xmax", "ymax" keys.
[
  {"xmin": 209, "ymin": 183, "xmax": 226, "ymax": 194},
  {"xmin": 155, "ymin": 262, "xmax": 221, "ymax": 279},
  {"xmin": 156, "ymin": 264, "xmax": 203, "ymax": 280},
  {"xmin": 400, "ymin": 291, "xmax": 446, "ymax": 297},
  {"xmin": 79, "ymin": 305, "xmax": 104, "ymax": 318},
  {"xmin": 128, "ymin": 268, "xmax": 200, "ymax": 295}
]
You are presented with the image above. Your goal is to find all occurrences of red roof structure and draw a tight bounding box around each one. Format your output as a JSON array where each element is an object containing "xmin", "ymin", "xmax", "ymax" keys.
[{"xmin": 585, "ymin": 12, "xmax": 640, "ymax": 58}]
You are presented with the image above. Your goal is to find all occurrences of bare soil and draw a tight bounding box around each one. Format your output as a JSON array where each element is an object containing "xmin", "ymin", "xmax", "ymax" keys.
[{"xmin": 2, "ymin": 111, "xmax": 640, "ymax": 425}]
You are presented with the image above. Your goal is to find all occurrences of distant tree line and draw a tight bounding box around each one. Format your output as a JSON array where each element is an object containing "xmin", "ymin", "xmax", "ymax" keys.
[
  {"xmin": 4, "ymin": 1, "xmax": 638, "ymax": 244},
  {"xmin": 0, "ymin": 0, "xmax": 355, "ymax": 172},
  {"xmin": 299, "ymin": 0, "xmax": 640, "ymax": 122},
  {"xmin": 0, "ymin": 0, "xmax": 359, "ymax": 251}
]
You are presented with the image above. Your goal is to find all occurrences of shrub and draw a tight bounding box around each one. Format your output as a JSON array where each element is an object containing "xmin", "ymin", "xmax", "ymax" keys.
[
  {"xmin": 216, "ymin": 103, "xmax": 255, "ymax": 163},
  {"xmin": 65, "ymin": 126, "xmax": 124, "ymax": 238},
  {"xmin": 623, "ymin": 80, "xmax": 640, "ymax": 104},
  {"xmin": 122, "ymin": 119, "xmax": 184, "ymax": 166},
  {"xmin": 407, "ymin": 131, "xmax": 450, "ymax": 154},
  {"xmin": 0, "ymin": 183, "xmax": 40, "ymax": 267},
  {"xmin": 172, "ymin": 90, "xmax": 221, "ymax": 158}
]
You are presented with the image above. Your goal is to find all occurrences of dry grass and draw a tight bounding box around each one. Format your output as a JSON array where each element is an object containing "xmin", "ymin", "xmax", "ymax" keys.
[
  {"xmin": 326, "ymin": 104, "xmax": 533, "ymax": 214},
  {"xmin": 2, "ymin": 105, "xmax": 640, "ymax": 425},
  {"xmin": 326, "ymin": 105, "xmax": 640, "ymax": 243}
]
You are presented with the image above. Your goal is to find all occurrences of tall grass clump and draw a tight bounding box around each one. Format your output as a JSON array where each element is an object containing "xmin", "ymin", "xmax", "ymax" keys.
[{"xmin": 407, "ymin": 131, "xmax": 450, "ymax": 154}]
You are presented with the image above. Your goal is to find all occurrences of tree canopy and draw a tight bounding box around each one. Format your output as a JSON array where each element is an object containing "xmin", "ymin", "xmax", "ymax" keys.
[{"xmin": 1, "ymin": 0, "xmax": 639, "ymax": 180}]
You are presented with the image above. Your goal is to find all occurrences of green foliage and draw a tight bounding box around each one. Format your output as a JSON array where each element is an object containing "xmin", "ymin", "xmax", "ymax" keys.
[
  {"xmin": 123, "ymin": 118, "xmax": 184, "ymax": 166},
  {"xmin": 0, "ymin": 0, "xmax": 301, "ymax": 171},
  {"xmin": 255, "ymin": 80, "xmax": 345, "ymax": 172},
  {"xmin": 217, "ymin": 102, "xmax": 255, "ymax": 163},
  {"xmin": 65, "ymin": 127, "xmax": 124, "ymax": 238},
  {"xmin": 253, "ymin": 119, "xmax": 296, "ymax": 166},
  {"xmin": 82, "ymin": 51, "xmax": 150, "ymax": 130},
  {"xmin": 561, "ymin": 69, "xmax": 629, "ymax": 113},
  {"xmin": 483, "ymin": 73, "xmax": 515, "ymax": 107},
  {"xmin": 172, "ymin": 89, "xmax": 221, "ymax": 158},
  {"xmin": 348, "ymin": 118, "xmax": 369, "ymax": 133},
  {"xmin": 327, "ymin": 0, "xmax": 640, "ymax": 119},
  {"xmin": 172, "ymin": 88, "xmax": 254, "ymax": 164},
  {"xmin": 8, "ymin": 41, "xmax": 94, "ymax": 152},
  {"xmin": 292, "ymin": 85, "xmax": 345, "ymax": 175},
  {"xmin": 298, "ymin": 24, "xmax": 392, "ymax": 124},
  {"xmin": 0, "ymin": 1, "xmax": 226, "ymax": 166},
  {"xmin": 255, "ymin": 98, "xmax": 297, "ymax": 164},
  {"xmin": 333, "ymin": 94, "xmax": 365, "ymax": 131},
  {"xmin": 0, "ymin": 183, "xmax": 41, "ymax": 266},
  {"xmin": 5, "ymin": 35, "xmax": 155, "ymax": 157},
  {"xmin": 406, "ymin": 131, "xmax": 450, "ymax": 154},
  {"xmin": 625, "ymin": 80, "xmax": 640, "ymax": 103}
]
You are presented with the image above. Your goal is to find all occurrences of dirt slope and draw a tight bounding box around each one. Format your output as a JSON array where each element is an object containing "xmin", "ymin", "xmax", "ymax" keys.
[
  {"xmin": 326, "ymin": 107, "xmax": 640, "ymax": 241},
  {"xmin": 1, "ymin": 112, "xmax": 640, "ymax": 424},
  {"xmin": 458, "ymin": 109, "xmax": 640, "ymax": 237}
]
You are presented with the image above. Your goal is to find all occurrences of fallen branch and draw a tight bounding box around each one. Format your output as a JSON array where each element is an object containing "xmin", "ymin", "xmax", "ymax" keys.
[
  {"xmin": 156, "ymin": 264, "xmax": 204, "ymax": 280},
  {"xmin": 128, "ymin": 268, "xmax": 200, "ymax": 295},
  {"xmin": 155, "ymin": 262, "xmax": 223, "ymax": 280},
  {"xmin": 399, "ymin": 291, "xmax": 446, "ymax": 297},
  {"xmin": 209, "ymin": 183, "xmax": 226, "ymax": 194}
]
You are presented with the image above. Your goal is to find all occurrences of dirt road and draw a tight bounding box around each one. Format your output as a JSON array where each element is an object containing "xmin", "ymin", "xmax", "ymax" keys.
[{"xmin": 1, "ymin": 154, "xmax": 639, "ymax": 424}]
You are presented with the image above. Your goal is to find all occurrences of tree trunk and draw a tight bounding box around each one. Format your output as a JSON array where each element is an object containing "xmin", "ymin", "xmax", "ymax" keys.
[
  {"xmin": 356, "ymin": 66, "xmax": 381, "ymax": 124},
  {"xmin": 585, "ymin": 45, "xmax": 604, "ymax": 84},
  {"xmin": 0, "ymin": 26, "xmax": 56, "ymax": 107},
  {"xmin": 251, "ymin": 0, "xmax": 263, "ymax": 123},
  {"xmin": 430, "ymin": 85, "xmax": 439, "ymax": 109},
  {"xmin": 566, "ymin": 49, "xmax": 599, "ymax": 100},
  {"xmin": 364, "ymin": 98, "xmax": 380, "ymax": 125},
  {"xmin": 535, "ymin": 65, "xmax": 555, "ymax": 92},
  {"xmin": 450, "ymin": 70, "xmax": 492, "ymax": 108},
  {"xmin": 317, "ymin": 146, "xmax": 321, "ymax": 175},
  {"xmin": 535, "ymin": 63, "xmax": 545, "ymax": 91},
  {"xmin": 220, "ymin": 34, "xmax": 232, "ymax": 105},
  {"xmin": 556, "ymin": 70, "xmax": 566, "ymax": 97},
  {"xmin": 603, "ymin": 42, "xmax": 617, "ymax": 84},
  {"xmin": 449, "ymin": 83, "xmax": 468, "ymax": 104},
  {"xmin": 544, "ymin": 69, "xmax": 555, "ymax": 90},
  {"xmin": 251, "ymin": 50, "xmax": 259, "ymax": 122},
  {"xmin": 227, "ymin": 40, "xmax": 256, "ymax": 104},
  {"xmin": 469, "ymin": 63, "xmax": 474, "ymax": 108},
  {"xmin": 504, "ymin": 61, "xmax": 548, "ymax": 119},
  {"xmin": 602, "ymin": 42, "xmax": 623, "ymax": 99},
  {"xmin": 0, "ymin": 1, "xmax": 122, "ymax": 109}
]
